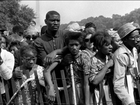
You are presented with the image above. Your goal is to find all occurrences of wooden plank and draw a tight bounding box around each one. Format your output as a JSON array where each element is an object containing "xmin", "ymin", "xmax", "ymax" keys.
[
  {"xmin": 134, "ymin": 67, "xmax": 140, "ymax": 98},
  {"xmin": 0, "ymin": 92, "xmax": 3, "ymax": 105},
  {"xmin": 4, "ymin": 80, "xmax": 10, "ymax": 104},
  {"xmin": 52, "ymin": 71, "xmax": 61, "ymax": 105},
  {"xmin": 60, "ymin": 70, "xmax": 70, "ymax": 105},
  {"xmin": 34, "ymin": 70, "xmax": 44, "ymax": 105},
  {"xmin": 10, "ymin": 78, "xmax": 18, "ymax": 105},
  {"xmin": 19, "ymin": 79, "xmax": 27, "ymax": 104}
]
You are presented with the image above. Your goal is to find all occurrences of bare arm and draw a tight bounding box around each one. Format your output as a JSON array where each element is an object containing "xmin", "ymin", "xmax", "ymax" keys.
[
  {"xmin": 44, "ymin": 62, "xmax": 59, "ymax": 88},
  {"xmin": 93, "ymin": 59, "xmax": 113, "ymax": 85}
]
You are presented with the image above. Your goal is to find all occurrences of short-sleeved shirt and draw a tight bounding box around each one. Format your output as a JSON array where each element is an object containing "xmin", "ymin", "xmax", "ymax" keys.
[
  {"xmin": 89, "ymin": 56, "xmax": 109, "ymax": 83},
  {"xmin": 61, "ymin": 51, "xmax": 90, "ymax": 85}
]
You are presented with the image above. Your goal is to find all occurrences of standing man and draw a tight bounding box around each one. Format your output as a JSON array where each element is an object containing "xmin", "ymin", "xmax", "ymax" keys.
[
  {"xmin": 34, "ymin": 10, "xmax": 66, "ymax": 66},
  {"xmin": 113, "ymin": 23, "xmax": 140, "ymax": 105}
]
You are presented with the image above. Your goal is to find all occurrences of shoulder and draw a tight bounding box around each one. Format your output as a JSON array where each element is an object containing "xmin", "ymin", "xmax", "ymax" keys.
[
  {"xmin": 36, "ymin": 65, "xmax": 44, "ymax": 70},
  {"xmin": 113, "ymin": 47, "xmax": 129, "ymax": 66},
  {"xmin": 1, "ymin": 49, "xmax": 14, "ymax": 57}
]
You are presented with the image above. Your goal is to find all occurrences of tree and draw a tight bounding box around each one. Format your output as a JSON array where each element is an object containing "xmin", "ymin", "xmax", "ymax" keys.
[{"xmin": 0, "ymin": 0, "xmax": 36, "ymax": 31}]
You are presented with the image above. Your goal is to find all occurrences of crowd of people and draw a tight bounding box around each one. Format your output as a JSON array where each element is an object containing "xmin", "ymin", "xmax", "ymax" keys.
[{"xmin": 0, "ymin": 10, "xmax": 140, "ymax": 105}]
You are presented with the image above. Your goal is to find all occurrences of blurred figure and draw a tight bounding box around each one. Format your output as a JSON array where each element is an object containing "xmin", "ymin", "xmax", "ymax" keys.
[
  {"xmin": 0, "ymin": 35, "xmax": 9, "ymax": 50},
  {"xmin": 65, "ymin": 22, "xmax": 81, "ymax": 32},
  {"xmin": 8, "ymin": 41, "xmax": 20, "ymax": 55},
  {"xmin": 9, "ymin": 25, "xmax": 28, "ymax": 46},
  {"xmin": 84, "ymin": 22, "xmax": 96, "ymax": 35},
  {"xmin": 108, "ymin": 29, "xmax": 123, "ymax": 52}
]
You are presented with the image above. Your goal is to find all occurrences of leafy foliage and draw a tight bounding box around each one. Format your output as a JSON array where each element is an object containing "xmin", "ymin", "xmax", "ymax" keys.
[
  {"xmin": 0, "ymin": 0, "xmax": 35, "ymax": 31},
  {"xmin": 60, "ymin": 8, "xmax": 140, "ymax": 31}
]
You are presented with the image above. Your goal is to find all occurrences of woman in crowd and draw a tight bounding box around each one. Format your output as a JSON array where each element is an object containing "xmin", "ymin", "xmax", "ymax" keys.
[
  {"xmin": 88, "ymin": 31, "xmax": 113, "ymax": 105},
  {"xmin": 81, "ymin": 33, "xmax": 96, "ymax": 105}
]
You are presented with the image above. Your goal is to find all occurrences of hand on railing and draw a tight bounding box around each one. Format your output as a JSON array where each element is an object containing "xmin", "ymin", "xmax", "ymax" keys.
[
  {"xmin": 13, "ymin": 69, "xmax": 22, "ymax": 79},
  {"xmin": 47, "ymin": 85, "xmax": 56, "ymax": 102}
]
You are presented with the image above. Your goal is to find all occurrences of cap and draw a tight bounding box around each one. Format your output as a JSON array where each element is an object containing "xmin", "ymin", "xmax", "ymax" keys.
[{"xmin": 118, "ymin": 23, "xmax": 140, "ymax": 39}]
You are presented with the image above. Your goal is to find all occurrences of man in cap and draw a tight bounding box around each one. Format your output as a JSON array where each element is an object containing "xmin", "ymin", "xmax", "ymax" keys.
[{"xmin": 113, "ymin": 23, "xmax": 140, "ymax": 105}]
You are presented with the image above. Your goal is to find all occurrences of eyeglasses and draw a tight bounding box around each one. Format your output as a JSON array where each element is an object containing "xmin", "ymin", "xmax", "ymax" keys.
[
  {"xmin": 26, "ymin": 35, "xmax": 38, "ymax": 40},
  {"xmin": 85, "ymin": 39, "xmax": 90, "ymax": 42},
  {"xmin": 129, "ymin": 35, "xmax": 140, "ymax": 41}
]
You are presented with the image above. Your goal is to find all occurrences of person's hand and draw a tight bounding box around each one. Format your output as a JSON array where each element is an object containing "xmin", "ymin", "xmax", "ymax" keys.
[
  {"xmin": 106, "ymin": 59, "xmax": 113, "ymax": 68},
  {"xmin": 47, "ymin": 85, "xmax": 56, "ymax": 102},
  {"xmin": 129, "ymin": 103, "xmax": 136, "ymax": 105},
  {"xmin": 13, "ymin": 69, "xmax": 22, "ymax": 79},
  {"xmin": 106, "ymin": 59, "xmax": 113, "ymax": 73},
  {"xmin": 43, "ymin": 51, "xmax": 58, "ymax": 66}
]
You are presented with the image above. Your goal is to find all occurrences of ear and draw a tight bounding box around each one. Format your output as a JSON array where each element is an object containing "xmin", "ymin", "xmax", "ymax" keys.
[{"xmin": 44, "ymin": 19, "xmax": 47, "ymax": 25}]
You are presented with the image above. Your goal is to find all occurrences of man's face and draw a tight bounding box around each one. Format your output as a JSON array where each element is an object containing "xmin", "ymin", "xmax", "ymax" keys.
[
  {"xmin": 127, "ymin": 30, "xmax": 140, "ymax": 48},
  {"xmin": 68, "ymin": 40, "xmax": 81, "ymax": 56},
  {"xmin": 45, "ymin": 14, "xmax": 60, "ymax": 32}
]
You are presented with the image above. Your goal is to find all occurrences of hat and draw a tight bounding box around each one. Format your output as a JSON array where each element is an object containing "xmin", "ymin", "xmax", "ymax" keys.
[
  {"xmin": 66, "ymin": 22, "xmax": 81, "ymax": 32},
  {"xmin": 118, "ymin": 23, "xmax": 140, "ymax": 39}
]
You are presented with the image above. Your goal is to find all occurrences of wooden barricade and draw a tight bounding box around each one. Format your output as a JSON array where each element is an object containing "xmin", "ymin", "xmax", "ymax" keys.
[{"xmin": 51, "ymin": 69, "xmax": 70, "ymax": 105}]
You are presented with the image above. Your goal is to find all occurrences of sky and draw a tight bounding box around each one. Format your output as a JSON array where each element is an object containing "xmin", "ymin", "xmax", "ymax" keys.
[{"xmin": 20, "ymin": 1, "xmax": 140, "ymax": 27}]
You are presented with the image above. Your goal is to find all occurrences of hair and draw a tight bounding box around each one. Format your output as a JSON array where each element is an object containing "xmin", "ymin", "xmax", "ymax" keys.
[
  {"xmin": 20, "ymin": 45, "xmax": 37, "ymax": 57},
  {"xmin": 45, "ymin": 10, "xmax": 60, "ymax": 20},
  {"xmin": 8, "ymin": 41, "xmax": 20, "ymax": 51},
  {"xmin": 12, "ymin": 25, "xmax": 24, "ymax": 33},
  {"xmin": 65, "ymin": 31, "xmax": 84, "ymax": 46},
  {"xmin": 85, "ymin": 22, "xmax": 96, "ymax": 30},
  {"xmin": 90, "ymin": 31, "xmax": 112, "ymax": 49}
]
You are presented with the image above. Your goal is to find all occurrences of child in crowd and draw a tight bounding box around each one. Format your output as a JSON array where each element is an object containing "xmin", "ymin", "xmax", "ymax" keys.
[
  {"xmin": 44, "ymin": 31, "xmax": 90, "ymax": 105},
  {"xmin": 13, "ymin": 45, "xmax": 45, "ymax": 105}
]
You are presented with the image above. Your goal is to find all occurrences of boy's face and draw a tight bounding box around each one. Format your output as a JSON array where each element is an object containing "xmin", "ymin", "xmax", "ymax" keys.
[{"xmin": 68, "ymin": 40, "xmax": 81, "ymax": 56}]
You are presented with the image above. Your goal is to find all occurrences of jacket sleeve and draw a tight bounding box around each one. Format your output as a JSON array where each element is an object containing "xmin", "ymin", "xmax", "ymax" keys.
[{"xmin": 113, "ymin": 53, "xmax": 134, "ymax": 105}]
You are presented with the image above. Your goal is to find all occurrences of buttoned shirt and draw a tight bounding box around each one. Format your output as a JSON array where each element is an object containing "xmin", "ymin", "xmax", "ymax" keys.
[
  {"xmin": 113, "ymin": 45, "xmax": 135, "ymax": 105},
  {"xmin": 34, "ymin": 30, "xmax": 66, "ymax": 66}
]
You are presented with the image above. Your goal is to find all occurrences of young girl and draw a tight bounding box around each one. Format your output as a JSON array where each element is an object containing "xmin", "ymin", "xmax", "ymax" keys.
[{"xmin": 13, "ymin": 45, "xmax": 45, "ymax": 105}]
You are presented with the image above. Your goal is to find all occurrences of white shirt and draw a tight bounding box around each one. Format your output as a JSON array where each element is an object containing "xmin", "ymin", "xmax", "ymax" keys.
[{"xmin": 0, "ymin": 49, "xmax": 15, "ymax": 94}]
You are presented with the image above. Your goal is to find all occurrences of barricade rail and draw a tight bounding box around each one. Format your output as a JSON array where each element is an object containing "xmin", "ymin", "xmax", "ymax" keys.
[{"xmin": 0, "ymin": 69, "xmax": 140, "ymax": 105}]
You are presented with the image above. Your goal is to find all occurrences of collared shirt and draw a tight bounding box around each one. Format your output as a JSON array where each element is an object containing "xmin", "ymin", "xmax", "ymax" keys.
[
  {"xmin": 113, "ymin": 45, "xmax": 135, "ymax": 105},
  {"xmin": 62, "ymin": 50, "xmax": 90, "ymax": 85},
  {"xmin": 0, "ymin": 49, "xmax": 15, "ymax": 94},
  {"xmin": 34, "ymin": 30, "xmax": 67, "ymax": 66}
]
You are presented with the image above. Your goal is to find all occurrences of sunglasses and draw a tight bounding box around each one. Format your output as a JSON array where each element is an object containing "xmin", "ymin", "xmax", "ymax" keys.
[
  {"xmin": 26, "ymin": 35, "xmax": 38, "ymax": 40},
  {"xmin": 85, "ymin": 38, "xmax": 90, "ymax": 42}
]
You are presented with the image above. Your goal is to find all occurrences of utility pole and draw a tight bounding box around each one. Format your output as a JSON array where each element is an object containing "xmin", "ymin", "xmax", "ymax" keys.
[{"xmin": 35, "ymin": 0, "xmax": 40, "ymax": 31}]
